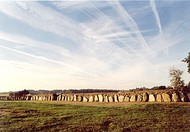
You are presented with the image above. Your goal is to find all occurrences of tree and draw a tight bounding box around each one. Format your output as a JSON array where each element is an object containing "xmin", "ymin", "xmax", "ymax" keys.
[
  {"xmin": 182, "ymin": 52, "xmax": 190, "ymax": 74},
  {"xmin": 188, "ymin": 81, "xmax": 190, "ymax": 89},
  {"xmin": 169, "ymin": 67, "xmax": 184, "ymax": 90},
  {"xmin": 185, "ymin": 81, "xmax": 190, "ymax": 92},
  {"xmin": 11, "ymin": 89, "xmax": 29, "ymax": 97}
]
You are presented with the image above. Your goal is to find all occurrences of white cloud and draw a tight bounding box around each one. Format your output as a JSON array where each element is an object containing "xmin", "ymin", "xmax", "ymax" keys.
[
  {"xmin": 0, "ymin": 1, "xmax": 85, "ymax": 44},
  {"xmin": 0, "ymin": 1, "xmax": 189, "ymax": 91}
]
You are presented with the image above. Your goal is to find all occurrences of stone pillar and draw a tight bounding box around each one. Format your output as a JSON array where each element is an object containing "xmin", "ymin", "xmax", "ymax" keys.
[
  {"xmin": 78, "ymin": 95, "xmax": 83, "ymax": 102},
  {"xmin": 149, "ymin": 94, "xmax": 156, "ymax": 102},
  {"xmin": 108, "ymin": 95, "xmax": 114, "ymax": 102},
  {"xmin": 67, "ymin": 95, "xmax": 70, "ymax": 101},
  {"xmin": 94, "ymin": 95, "xmax": 99, "ymax": 102},
  {"xmin": 118, "ymin": 95, "xmax": 124, "ymax": 102},
  {"xmin": 137, "ymin": 94, "xmax": 143, "ymax": 102},
  {"xmin": 142, "ymin": 93, "xmax": 148, "ymax": 102},
  {"xmin": 124, "ymin": 96, "xmax": 130, "ymax": 102},
  {"xmin": 179, "ymin": 92, "xmax": 189, "ymax": 102},
  {"xmin": 114, "ymin": 94, "xmax": 118, "ymax": 102},
  {"xmin": 60, "ymin": 94, "xmax": 62, "ymax": 101},
  {"xmin": 39, "ymin": 96, "xmax": 42, "ymax": 101},
  {"xmin": 162, "ymin": 93, "xmax": 171, "ymax": 102},
  {"xmin": 58, "ymin": 94, "xmax": 62, "ymax": 101},
  {"xmin": 62, "ymin": 95, "xmax": 65, "ymax": 101},
  {"xmin": 65, "ymin": 95, "xmax": 68, "ymax": 101},
  {"xmin": 74, "ymin": 95, "xmax": 78, "ymax": 102},
  {"xmin": 83, "ymin": 96, "xmax": 88, "ymax": 102},
  {"xmin": 89, "ymin": 95, "xmax": 94, "ymax": 102},
  {"xmin": 130, "ymin": 95, "xmax": 136, "ymax": 102},
  {"xmin": 98, "ymin": 94, "xmax": 103, "ymax": 102},
  {"xmin": 156, "ymin": 93, "xmax": 163, "ymax": 102},
  {"xmin": 70, "ymin": 95, "xmax": 74, "ymax": 101},
  {"xmin": 104, "ymin": 95, "xmax": 109, "ymax": 102},
  {"xmin": 172, "ymin": 92, "xmax": 180, "ymax": 102}
]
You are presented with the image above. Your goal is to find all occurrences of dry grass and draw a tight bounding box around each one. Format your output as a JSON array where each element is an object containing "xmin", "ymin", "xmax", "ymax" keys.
[{"xmin": 0, "ymin": 101, "xmax": 190, "ymax": 132}]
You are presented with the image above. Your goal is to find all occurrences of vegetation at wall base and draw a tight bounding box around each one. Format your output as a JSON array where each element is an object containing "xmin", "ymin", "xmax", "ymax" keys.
[{"xmin": 0, "ymin": 101, "xmax": 190, "ymax": 132}]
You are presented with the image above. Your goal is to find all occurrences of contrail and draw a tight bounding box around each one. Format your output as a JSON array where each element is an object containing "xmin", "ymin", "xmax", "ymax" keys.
[
  {"xmin": 150, "ymin": 0, "xmax": 163, "ymax": 35},
  {"xmin": 0, "ymin": 45, "xmax": 85, "ymax": 73},
  {"xmin": 111, "ymin": 1, "xmax": 154, "ymax": 54},
  {"xmin": 82, "ymin": 1, "xmax": 154, "ymax": 64}
]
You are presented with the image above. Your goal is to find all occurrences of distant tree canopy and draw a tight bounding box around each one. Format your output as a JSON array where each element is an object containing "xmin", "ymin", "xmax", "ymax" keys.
[
  {"xmin": 182, "ymin": 52, "xmax": 190, "ymax": 74},
  {"xmin": 9, "ymin": 89, "xmax": 29, "ymax": 97},
  {"xmin": 188, "ymin": 81, "xmax": 190, "ymax": 88},
  {"xmin": 183, "ymin": 81, "xmax": 190, "ymax": 93},
  {"xmin": 62, "ymin": 89, "xmax": 119, "ymax": 93},
  {"xmin": 169, "ymin": 67, "xmax": 184, "ymax": 90},
  {"xmin": 151, "ymin": 86, "xmax": 166, "ymax": 90}
]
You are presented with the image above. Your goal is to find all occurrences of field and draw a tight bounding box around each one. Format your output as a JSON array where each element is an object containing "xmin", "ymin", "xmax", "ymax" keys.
[{"xmin": 0, "ymin": 101, "xmax": 190, "ymax": 132}]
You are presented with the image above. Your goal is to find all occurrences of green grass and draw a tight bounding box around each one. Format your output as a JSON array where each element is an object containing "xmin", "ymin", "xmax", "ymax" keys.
[{"xmin": 0, "ymin": 102, "xmax": 190, "ymax": 132}]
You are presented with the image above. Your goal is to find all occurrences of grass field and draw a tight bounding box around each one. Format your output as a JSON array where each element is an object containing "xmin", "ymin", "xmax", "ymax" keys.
[{"xmin": 0, "ymin": 101, "xmax": 190, "ymax": 132}]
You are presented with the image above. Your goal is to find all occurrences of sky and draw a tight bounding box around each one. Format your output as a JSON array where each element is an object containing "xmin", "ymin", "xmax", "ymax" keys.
[{"xmin": 0, "ymin": 1, "xmax": 190, "ymax": 92}]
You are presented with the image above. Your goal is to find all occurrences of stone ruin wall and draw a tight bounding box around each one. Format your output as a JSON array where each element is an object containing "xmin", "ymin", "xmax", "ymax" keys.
[{"xmin": 30, "ymin": 90, "xmax": 190, "ymax": 103}]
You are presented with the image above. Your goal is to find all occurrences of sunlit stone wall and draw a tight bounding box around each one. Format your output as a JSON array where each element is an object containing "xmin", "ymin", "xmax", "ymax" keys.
[{"xmin": 30, "ymin": 90, "xmax": 189, "ymax": 102}]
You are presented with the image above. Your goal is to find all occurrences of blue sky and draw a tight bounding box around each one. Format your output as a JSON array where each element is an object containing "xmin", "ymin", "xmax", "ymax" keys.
[{"xmin": 0, "ymin": 1, "xmax": 190, "ymax": 92}]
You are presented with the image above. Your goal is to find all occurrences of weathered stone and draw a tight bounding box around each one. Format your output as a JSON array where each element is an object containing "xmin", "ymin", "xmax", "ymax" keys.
[
  {"xmin": 65, "ymin": 96, "xmax": 68, "ymax": 101},
  {"xmin": 62, "ymin": 95, "xmax": 65, "ymax": 101},
  {"xmin": 162, "ymin": 93, "xmax": 171, "ymax": 102},
  {"xmin": 130, "ymin": 95, "xmax": 136, "ymax": 102},
  {"xmin": 114, "ymin": 94, "xmax": 118, "ymax": 102},
  {"xmin": 108, "ymin": 96, "xmax": 114, "ymax": 102},
  {"xmin": 43, "ymin": 96, "xmax": 46, "ymax": 101},
  {"xmin": 57, "ymin": 95, "xmax": 60, "ymax": 101},
  {"xmin": 39, "ymin": 96, "xmax": 42, "ymax": 101},
  {"xmin": 137, "ymin": 94, "xmax": 143, "ymax": 102},
  {"xmin": 104, "ymin": 95, "xmax": 109, "ymax": 102},
  {"xmin": 66, "ymin": 96, "xmax": 69, "ymax": 101},
  {"xmin": 73, "ymin": 95, "xmax": 78, "ymax": 101},
  {"xmin": 83, "ymin": 96, "xmax": 88, "ymax": 102},
  {"xmin": 89, "ymin": 95, "xmax": 94, "ymax": 102},
  {"xmin": 118, "ymin": 95, "xmax": 124, "ymax": 102},
  {"xmin": 78, "ymin": 96, "xmax": 83, "ymax": 102},
  {"xmin": 56, "ymin": 95, "xmax": 59, "ymax": 101},
  {"xmin": 48, "ymin": 96, "xmax": 52, "ymax": 101},
  {"xmin": 179, "ymin": 92, "xmax": 189, "ymax": 102},
  {"xmin": 149, "ymin": 94, "xmax": 155, "ymax": 102},
  {"xmin": 142, "ymin": 92, "xmax": 148, "ymax": 102},
  {"xmin": 42, "ymin": 96, "xmax": 45, "ymax": 101},
  {"xmin": 172, "ymin": 93, "xmax": 180, "ymax": 102},
  {"xmin": 98, "ymin": 94, "xmax": 103, "ymax": 102},
  {"xmin": 124, "ymin": 96, "xmax": 130, "ymax": 102},
  {"xmin": 156, "ymin": 94, "xmax": 163, "ymax": 102},
  {"xmin": 60, "ymin": 95, "xmax": 62, "ymax": 101},
  {"xmin": 26, "ymin": 96, "xmax": 32, "ymax": 100},
  {"xmin": 94, "ymin": 95, "xmax": 99, "ymax": 102},
  {"xmin": 69, "ymin": 95, "xmax": 74, "ymax": 101}
]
